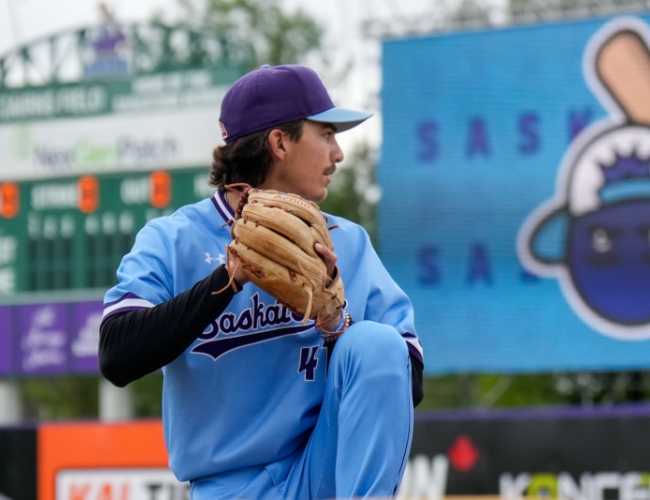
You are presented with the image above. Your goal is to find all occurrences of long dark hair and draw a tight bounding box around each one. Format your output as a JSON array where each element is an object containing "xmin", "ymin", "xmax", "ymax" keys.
[{"xmin": 209, "ymin": 119, "xmax": 305, "ymax": 189}]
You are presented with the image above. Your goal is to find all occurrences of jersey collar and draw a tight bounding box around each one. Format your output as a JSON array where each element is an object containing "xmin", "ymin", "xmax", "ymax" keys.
[{"xmin": 211, "ymin": 189, "xmax": 236, "ymax": 224}]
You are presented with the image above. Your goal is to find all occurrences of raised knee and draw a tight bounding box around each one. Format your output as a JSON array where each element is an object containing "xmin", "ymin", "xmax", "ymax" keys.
[{"xmin": 334, "ymin": 320, "xmax": 408, "ymax": 365}]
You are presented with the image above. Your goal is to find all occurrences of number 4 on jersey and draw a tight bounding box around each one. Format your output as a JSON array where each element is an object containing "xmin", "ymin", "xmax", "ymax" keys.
[{"xmin": 299, "ymin": 346, "xmax": 320, "ymax": 381}]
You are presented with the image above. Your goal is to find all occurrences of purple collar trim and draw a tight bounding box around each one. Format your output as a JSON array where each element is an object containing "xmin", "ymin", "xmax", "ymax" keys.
[{"xmin": 211, "ymin": 189, "xmax": 235, "ymax": 224}]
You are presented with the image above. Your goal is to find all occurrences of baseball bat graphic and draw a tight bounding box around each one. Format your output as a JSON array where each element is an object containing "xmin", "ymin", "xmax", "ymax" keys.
[{"xmin": 596, "ymin": 30, "xmax": 650, "ymax": 126}]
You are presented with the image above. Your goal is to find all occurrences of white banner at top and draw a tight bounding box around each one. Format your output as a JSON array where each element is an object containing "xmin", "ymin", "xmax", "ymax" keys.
[{"xmin": 0, "ymin": 106, "xmax": 224, "ymax": 180}]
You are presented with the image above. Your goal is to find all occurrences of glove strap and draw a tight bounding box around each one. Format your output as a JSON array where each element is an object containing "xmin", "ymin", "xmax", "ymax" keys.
[{"xmin": 211, "ymin": 246, "xmax": 242, "ymax": 295}]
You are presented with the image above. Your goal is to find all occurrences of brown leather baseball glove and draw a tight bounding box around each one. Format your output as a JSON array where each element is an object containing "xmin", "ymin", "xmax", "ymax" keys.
[{"xmin": 225, "ymin": 185, "xmax": 345, "ymax": 333}]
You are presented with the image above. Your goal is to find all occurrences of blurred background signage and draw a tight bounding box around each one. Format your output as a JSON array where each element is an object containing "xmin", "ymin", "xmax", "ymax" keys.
[
  {"xmin": 381, "ymin": 13, "xmax": 650, "ymax": 374},
  {"xmin": 0, "ymin": 168, "xmax": 213, "ymax": 376},
  {"xmin": 0, "ymin": 15, "xmax": 250, "ymax": 377}
]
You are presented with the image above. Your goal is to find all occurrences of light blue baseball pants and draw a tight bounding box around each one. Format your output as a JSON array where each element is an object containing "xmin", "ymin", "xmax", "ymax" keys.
[{"xmin": 190, "ymin": 320, "xmax": 414, "ymax": 500}]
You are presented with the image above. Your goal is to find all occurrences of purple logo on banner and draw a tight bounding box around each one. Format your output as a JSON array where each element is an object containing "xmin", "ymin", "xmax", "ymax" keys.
[
  {"xmin": 0, "ymin": 306, "xmax": 11, "ymax": 375},
  {"xmin": 19, "ymin": 304, "xmax": 68, "ymax": 374},
  {"xmin": 71, "ymin": 301, "xmax": 102, "ymax": 372}
]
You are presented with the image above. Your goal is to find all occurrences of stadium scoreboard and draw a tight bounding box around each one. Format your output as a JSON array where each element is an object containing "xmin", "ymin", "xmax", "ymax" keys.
[{"xmin": 0, "ymin": 167, "xmax": 213, "ymax": 296}]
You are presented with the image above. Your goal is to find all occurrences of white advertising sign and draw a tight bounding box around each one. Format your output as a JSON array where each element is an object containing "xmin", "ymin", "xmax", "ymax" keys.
[
  {"xmin": 0, "ymin": 107, "xmax": 223, "ymax": 180},
  {"xmin": 56, "ymin": 468, "xmax": 188, "ymax": 500}
]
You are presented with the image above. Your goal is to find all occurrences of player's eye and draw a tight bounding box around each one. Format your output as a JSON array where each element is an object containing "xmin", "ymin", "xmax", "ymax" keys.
[{"xmin": 591, "ymin": 227, "xmax": 612, "ymax": 253}]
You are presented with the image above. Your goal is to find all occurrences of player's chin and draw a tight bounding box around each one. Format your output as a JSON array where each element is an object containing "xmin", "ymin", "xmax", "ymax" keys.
[
  {"xmin": 313, "ymin": 188, "xmax": 328, "ymax": 203},
  {"xmin": 308, "ymin": 182, "xmax": 329, "ymax": 203}
]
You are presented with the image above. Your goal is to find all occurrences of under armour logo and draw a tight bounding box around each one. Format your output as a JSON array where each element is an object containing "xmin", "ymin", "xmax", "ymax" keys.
[{"xmin": 205, "ymin": 252, "xmax": 226, "ymax": 265}]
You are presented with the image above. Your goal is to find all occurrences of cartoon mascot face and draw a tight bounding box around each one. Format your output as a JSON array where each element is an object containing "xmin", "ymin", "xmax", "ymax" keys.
[{"xmin": 518, "ymin": 18, "xmax": 650, "ymax": 339}]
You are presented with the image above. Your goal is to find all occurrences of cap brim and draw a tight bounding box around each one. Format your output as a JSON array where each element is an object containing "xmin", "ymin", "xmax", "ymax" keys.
[{"xmin": 307, "ymin": 107, "xmax": 373, "ymax": 133}]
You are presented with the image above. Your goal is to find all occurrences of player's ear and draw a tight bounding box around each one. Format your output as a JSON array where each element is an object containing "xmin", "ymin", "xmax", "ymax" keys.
[{"xmin": 268, "ymin": 129, "xmax": 287, "ymax": 160}]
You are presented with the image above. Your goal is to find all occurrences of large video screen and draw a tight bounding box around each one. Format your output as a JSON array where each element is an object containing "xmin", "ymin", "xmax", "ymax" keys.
[{"xmin": 381, "ymin": 14, "xmax": 650, "ymax": 373}]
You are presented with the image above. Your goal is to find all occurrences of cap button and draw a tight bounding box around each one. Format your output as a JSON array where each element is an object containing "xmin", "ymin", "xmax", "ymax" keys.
[{"xmin": 261, "ymin": 64, "xmax": 270, "ymax": 68}]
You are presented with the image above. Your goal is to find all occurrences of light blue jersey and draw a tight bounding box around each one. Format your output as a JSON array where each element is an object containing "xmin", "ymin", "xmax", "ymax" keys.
[{"xmin": 103, "ymin": 189, "xmax": 423, "ymax": 483}]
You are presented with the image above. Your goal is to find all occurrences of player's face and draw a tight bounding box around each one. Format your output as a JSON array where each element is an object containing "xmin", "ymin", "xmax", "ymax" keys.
[{"xmin": 261, "ymin": 120, "xmax": 344, "ymax": 202}]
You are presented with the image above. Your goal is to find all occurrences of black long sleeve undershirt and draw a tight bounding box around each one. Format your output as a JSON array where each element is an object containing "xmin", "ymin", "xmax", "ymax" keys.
[
  {"xmin": 99, "ymin": 265, "xmax": 236, "ymax": 387},
  {"xmin": 411, "ymin": 355, "xmax": 424, "ymax": 407},
  {"xmin": 99, "ymin": 264, "xmax": 424, "ymax": 406}
]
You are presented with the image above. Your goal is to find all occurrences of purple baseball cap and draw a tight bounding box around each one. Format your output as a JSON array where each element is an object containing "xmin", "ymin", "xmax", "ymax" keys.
[{"xmin": 218, "ymin": 64, "xmax": 373, "ymax": 143}]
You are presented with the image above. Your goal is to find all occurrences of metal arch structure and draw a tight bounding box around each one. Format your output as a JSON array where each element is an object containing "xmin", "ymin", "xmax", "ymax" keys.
[{"xmin": 0, "ymin": 21, "xmax": 255, "ymax": 89}]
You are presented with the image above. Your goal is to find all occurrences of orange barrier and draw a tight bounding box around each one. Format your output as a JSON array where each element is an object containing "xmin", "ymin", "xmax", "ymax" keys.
[{"xmin": 38, "ymin": 420, "xmax": 170, "ymax": 500}]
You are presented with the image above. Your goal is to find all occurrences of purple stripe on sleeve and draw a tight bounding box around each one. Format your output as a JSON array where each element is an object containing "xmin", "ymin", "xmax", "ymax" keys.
[
  {"xmin": 102, "ymin": 306, "xmax": 149, "ymax": 322},
  {"xmin": 104, "ymin": 292, "xmax": 144, "ymax": 308},
  {"xmin": 407, "ymin": 342, "xmax": 423, "ymax": 364}
]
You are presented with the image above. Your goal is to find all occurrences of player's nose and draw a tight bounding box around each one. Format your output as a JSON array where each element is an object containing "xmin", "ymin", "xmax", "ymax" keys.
[{"xmin": 332, "ymin": 136, "xmax": 344, "ymax": 163}]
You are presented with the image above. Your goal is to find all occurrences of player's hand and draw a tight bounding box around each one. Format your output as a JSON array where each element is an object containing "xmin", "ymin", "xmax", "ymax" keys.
[{"xmin": 314, "ymin": 242, "xmax": 337, "ymax": 280}]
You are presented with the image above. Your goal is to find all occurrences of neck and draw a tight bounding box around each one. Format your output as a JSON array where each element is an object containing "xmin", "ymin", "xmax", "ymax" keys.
[{"xmin": 224, "ymin": 188, "xmax": 241, "ymax": 213}]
